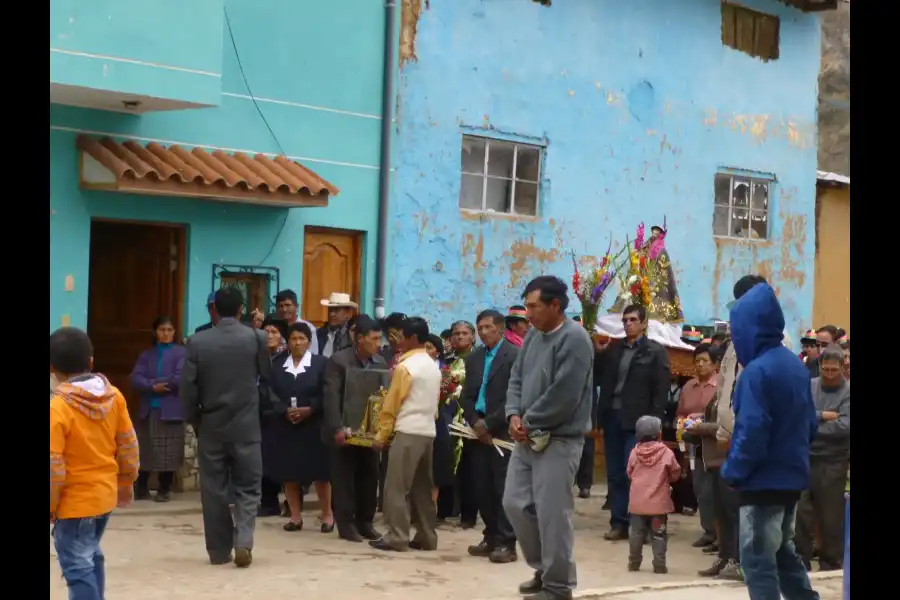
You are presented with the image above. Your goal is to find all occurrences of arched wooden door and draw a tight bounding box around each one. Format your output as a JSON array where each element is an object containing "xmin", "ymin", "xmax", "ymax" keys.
[{"xmin": 301, "ymin": 227, "xmax": 362, "ymax": 327}]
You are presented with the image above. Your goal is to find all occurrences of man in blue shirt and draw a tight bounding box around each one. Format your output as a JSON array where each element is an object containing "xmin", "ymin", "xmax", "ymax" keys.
[{"xmin": 460, "ymin": 309, "xmax": 520, "ymax": 564}]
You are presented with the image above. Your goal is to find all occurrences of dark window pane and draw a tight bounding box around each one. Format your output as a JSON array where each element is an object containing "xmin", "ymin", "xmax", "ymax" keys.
[
  {"xmin": 461, "ymin": 137, "xmax": 486, "ymax": 174},
  {"xmin": 731, "ymin": 208, "xmax": 750, "ymax": 238},
  {"xmin": 713, "ymin": 205, "xmax": 730, "ymax": 236},
  {"xmin": 514, "ymin": 181, "xmax": 539, "ymax": 216},
  {"xmin": 751, "ymin": 182, "xmax": 768, "ymax": 210},
  {"xmin": 750, "ymin": 210, "xmax": 768, "ymax": 239},
  {"xmin": 515, "ymin": 146, "xmax": 541, "ymax": 182},
  {"xmin": 715, "ymin": 173, "xmax": 731, "ymax": 206},
  {"xmin": 484, "ymin": 177, "xmax": 512, "ymax": 212},
  {"xmin": 459, "ymin": 174, "xmax": 484, "ymax": 210},
  {"xmin": 487, "ymin": 142, "xmax": 515, "ymax": 178}
]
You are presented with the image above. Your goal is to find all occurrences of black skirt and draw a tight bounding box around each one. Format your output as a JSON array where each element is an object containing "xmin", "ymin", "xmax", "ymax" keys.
[{"xmin": 262, "ymin": 415, "xmax": 329, "ymax": 485}]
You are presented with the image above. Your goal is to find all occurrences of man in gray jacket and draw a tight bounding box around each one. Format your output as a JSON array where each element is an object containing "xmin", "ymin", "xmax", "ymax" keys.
[
  {"xmin": 795, "ymin": 343, "xmax": 850, "ymax": 571},
  {"xmin": 503, "ymin": 276, "xmax": 594, "ymax": 600},
  {"xmin": 181, "ymin": 286, "xmax": 272, "ymax": 568}
]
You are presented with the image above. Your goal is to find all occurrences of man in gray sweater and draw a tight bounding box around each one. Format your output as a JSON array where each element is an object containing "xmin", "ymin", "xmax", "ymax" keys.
[
  {"xmin": 502, "ymin": 276, "xmax": 594, "ymax": 600},
  {"xmin": 795, "ymin": 343, "xmax": 850, "ymax": 572}
]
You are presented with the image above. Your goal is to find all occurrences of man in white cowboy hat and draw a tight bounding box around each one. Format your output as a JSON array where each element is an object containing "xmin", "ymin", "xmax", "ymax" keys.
[{"xmin": 317, "ymin": 293, "xmax": 358, "ymax": 358}]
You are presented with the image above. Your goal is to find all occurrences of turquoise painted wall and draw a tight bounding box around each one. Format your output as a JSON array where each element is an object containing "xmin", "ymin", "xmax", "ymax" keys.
[
  {"xmin": 391, "ymin": 0, "xmax": 821, "ymax": 343},
  {"xmin": 49, "ymin": 0, "xmax": 387, "ymax": 334},
  {"xmin": 50, "ymin": 0, "xmax": 225, "ymax": 105}
]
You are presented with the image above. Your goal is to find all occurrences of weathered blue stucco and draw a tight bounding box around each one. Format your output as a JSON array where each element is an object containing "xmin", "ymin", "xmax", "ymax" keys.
[
  {"xmin": 391, "ymin": 0, "xmax": 821, "ymax": 341},
  {"xmin": 50, "ymin": 0, "xmax": 225, "ymax": 106},
  {"xmin": 50, "ymin": 0, "xmax": 387, "ymax": 333}
]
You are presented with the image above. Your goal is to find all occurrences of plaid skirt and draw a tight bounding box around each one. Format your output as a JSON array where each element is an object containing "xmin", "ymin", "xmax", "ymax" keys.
[{"xmin": 136, "ymin": 410, "xmax": 185, "ymax": 473}]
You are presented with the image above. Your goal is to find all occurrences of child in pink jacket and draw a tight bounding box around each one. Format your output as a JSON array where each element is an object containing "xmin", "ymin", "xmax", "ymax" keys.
[{"xmin": 626, "ymin": 415, "xmax": 682, "ymax": 574}]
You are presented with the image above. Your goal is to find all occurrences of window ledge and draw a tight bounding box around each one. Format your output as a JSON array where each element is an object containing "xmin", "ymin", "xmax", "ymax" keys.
[
  {"xmin": 713, "ymin": 235, "xmax": 774, "ymax": 247},
  {"xmin": 459, "ymin": 209, "xmax": 541, "ymax": 223}
]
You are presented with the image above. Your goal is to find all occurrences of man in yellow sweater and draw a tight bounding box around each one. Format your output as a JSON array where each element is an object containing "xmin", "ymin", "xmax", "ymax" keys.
[
  {"xmin": 50, "ymin": 327, "xmax": 140, "ymax": 599},
  {"xmin": 369, "ymin": 317, "xmax": 442, "ymax": 552}
]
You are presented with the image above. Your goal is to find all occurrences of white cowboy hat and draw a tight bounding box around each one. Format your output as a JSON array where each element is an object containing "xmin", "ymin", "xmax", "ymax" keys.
[{"xmin": 320, "ymin": 292, "xmax": 358, "ymax": 309}]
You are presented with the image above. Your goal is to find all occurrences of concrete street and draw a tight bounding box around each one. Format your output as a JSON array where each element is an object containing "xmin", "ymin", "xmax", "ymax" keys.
[{"xmin": 49, "ymin": 488, "xmax": 843, "ymax": 600}]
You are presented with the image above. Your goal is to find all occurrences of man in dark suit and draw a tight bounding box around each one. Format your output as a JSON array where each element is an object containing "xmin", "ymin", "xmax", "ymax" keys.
[
  {"xmin": 460, "ymin": 309, "xmax": 520, "ymax": 564},
  {"xmin": 323, "ymin": 315, "xmax": 388, "ymax": 543},
  {"xmin": 181, "ymin": 286, "xmax": 272, "ymax": 568},
  {"xmin": 194, "ymin": 292, "xmax": 218, "ymax": 333},
  {"xmin": 595, "ymin": 303, "xmax": 671, "ymax": 541}
]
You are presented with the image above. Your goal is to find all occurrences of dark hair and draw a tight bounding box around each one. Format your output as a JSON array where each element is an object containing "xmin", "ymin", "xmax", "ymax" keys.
[
  {"xmin": 382, "ymin": 312, "xmax": 407, "ymax": 330},
  {"xmin": 817, "ymin": 325, "xmax": 839, "ymax": 340},
  {"xmin": 355, "ymin": 314, "xmax": 383, "ymax": 338},
  {"xmin": 693, "ymin": 342, "xmax": 713, "ymax": 361},
  {"xmin": 733, "ymin": 275, "xmax": 767, "ymax": 300},
  {"xmin": 711, "ymin": 332, "xmax": 728, "ymax": 343},
  {"xmin": 510, "ymin": 304, "xmax": 526, "ymax": 312},
  {"xmin": 50, "ymin": 327, "xmax": 94, "ymax": 376},
  {"xmin": 214, "ymin": 286, "xmax": 245, "ymax": 317},
  {"xmin": 841, "ymin": 339, "xmax": 850, "ymax": 351},
  {"xmin": 261, "ymin": 315, "xmax": 288, "ymax": 340},
  {"xmin": 521, "ymin": 275, "xmax": 570, "ymax": 311},
  {"xmin": 425, "ymin": 333, "xmax": 445, "ymax": 360},
  {"xmin": 476, "ymin": 309, "xmax": 505, "ymax": 328},
  {"xmin": 835, "ymin": 327, "xmax": 846, "ymax": 340},
  {"xmin": 440, "ymin": 329, "xmax": 452, "ymax": 339},
  {"xmin": 623, "ymin": 304, "xmax": 647, "ymax": 322},
  {"xmin": 275, "ymin": 289, "xmax": 299, "ymax": 306},
  {"xmin": 287, "ymin": 321, "xmax": 313, "ymax": 341},
  {"xmin": 151, "ymin": 316, "xmax": 176, "ymax": 346},
  {"xmin": 402, "ymin": 316, "xmax": 430, "ymax": 343}
]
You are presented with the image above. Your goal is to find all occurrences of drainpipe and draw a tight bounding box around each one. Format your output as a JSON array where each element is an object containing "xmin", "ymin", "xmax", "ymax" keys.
[{"xmin": 374, "ymin": 0, "xmax": 397, "ymax": 320}]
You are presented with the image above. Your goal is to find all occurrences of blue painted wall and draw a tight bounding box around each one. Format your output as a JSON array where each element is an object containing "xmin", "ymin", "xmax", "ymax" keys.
[
  {"xmin": 391, "ymin": 0, "xmax": 821, "ymax": 341},
  {"xmin": 50, "ymin": 0, "xmax": 387, "ymax": 333},
  {"xmin": 50, "ymin": 0, "xmax": 225, "ymax": 105}
]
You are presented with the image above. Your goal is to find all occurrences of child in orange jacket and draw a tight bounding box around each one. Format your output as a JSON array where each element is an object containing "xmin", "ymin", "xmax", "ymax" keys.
[{"xmin": 50, "ymin": 327, "xmax": 140, "ymax": 600}]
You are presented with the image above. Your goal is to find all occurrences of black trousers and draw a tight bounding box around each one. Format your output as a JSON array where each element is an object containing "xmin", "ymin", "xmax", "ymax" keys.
[
  {"xmin": 795, "ymin": 456, "xmax": 847, "ymax": 569},
  {"xmin": 260, "ymin": 476, "xmax": 281, "ymax": 510},
  {"xmin": 332, "ymin": 445, "xmax": 379, "ymax": 533},
  {"xmin": 471, "ymin": 440, "xmax": 516, "ymax": 545},
  {"xmin": 575, "ymin": 435, "xmax": 595, "ymax": 490},
  {"xmin": 709, "ymin": 467, "xmax": 739, "ymax": 562},
  {"xmin": 457, "ymin": 439, "xmax": 480, "ymax": 525}
]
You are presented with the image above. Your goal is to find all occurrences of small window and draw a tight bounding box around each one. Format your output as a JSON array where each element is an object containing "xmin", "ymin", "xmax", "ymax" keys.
[
  {"xmin": 459, "ymin": 135, "xmax": 542, "ymax": 216},
  {"xmin": 721, "ymin": 1, "xmax": 780, "ymax": 62},
  {"xmin": 713, "ymin": 173, "xmax": 771, "ymax": 240}
]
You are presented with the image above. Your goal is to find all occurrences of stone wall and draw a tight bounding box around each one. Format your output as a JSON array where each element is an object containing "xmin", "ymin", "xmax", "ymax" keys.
[{"xmin": 181, "ymin": 425, "xmax": 199, "ymax": 491}]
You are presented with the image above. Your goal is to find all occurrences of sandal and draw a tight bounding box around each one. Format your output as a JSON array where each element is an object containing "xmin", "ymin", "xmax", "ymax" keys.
[
  {"xmin": 283, "ymin": 520, "xmax": 303, "ymax": 532},
  {"xmin": 320, "ymin": 521, "xmax": 335, "ymax": 534}
]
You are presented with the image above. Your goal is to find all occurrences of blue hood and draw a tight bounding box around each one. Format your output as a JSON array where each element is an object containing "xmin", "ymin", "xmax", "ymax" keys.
[{"xmin": 729, "ymin": 283, "xmax": 784, "ymax": 367}]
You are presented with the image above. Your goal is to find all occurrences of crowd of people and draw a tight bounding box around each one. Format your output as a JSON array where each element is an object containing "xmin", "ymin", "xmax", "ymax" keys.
[{"xmin": 49, "ymin": 273, "xmax": 848, "ymax": 600}]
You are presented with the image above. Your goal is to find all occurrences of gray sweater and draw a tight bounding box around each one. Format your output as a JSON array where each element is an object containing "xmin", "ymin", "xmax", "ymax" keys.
[
  {"xmin": 505, "ymin": 319, "xmax": 594, "ymax": 438},
  {"xmin": 810, "ymin": 377, "xmax": 850, "ymax": 460}
]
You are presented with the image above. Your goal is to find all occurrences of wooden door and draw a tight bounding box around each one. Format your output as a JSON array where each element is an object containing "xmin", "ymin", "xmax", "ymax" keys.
[
  {"xmin": 87, "ymin": 220, "xmax": 185, "ymax": 416},
  {"xmin": 302, "ymin": 227, "xmax": 362, "ymax": 327}
]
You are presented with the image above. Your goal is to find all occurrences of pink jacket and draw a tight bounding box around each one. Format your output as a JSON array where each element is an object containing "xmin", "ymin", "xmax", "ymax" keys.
[{"xmin": 627, "ymin": 441, "xmax": 682, "ymax": 516}]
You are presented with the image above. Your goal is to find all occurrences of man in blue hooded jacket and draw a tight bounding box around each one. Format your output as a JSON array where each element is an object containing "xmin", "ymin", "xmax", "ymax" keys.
[{"xmin": 722, "ymin": 281, "xmax": 819, "ymax": 600}]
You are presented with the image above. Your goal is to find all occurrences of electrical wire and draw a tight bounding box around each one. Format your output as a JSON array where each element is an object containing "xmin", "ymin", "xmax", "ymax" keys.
[{"xmin": 223, "ymin": 6, "xmax": 290, "ymax": 266}]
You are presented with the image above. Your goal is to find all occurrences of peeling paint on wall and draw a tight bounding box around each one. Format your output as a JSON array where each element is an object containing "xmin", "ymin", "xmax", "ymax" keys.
[{"xmin": 399, "ymin": 0, "xmax": 426, "ymax": 66}]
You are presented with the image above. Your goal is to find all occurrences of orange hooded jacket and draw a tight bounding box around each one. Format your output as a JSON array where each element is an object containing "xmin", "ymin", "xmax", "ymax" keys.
[{"xmin": 50, "ymin": 374, "xmax": 140, "ymax": 519}]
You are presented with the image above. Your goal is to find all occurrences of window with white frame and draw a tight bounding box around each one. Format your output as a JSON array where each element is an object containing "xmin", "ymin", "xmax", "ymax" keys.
[
  {"xmin": 459, "ymin": 135, "xmax": 542, "ymax": 216},
  {"xmin": 713, "ymin": 173, "xmax": 771, "ymax": 240}
]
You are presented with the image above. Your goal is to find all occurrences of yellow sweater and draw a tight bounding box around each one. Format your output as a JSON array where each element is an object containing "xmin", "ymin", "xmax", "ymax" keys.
[{"xmin": 50, "ymin": 374, "xmax": 140, "ymax": 519}]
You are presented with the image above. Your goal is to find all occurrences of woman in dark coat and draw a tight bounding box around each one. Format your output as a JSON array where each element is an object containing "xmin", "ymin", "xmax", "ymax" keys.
[
  {"xmin": 425, "ymin": 335, "xmax": 456, "ymax": 500},
  {"xmin": 259, "ymin": 315, "xmax": 289, "ymax": 517},
  {"xmin": 265, "ymin": 321, "xmax": 332, "ymax": 532},
  {"xmin": 130, "ymin": 316, "xmax": 186, "ymax": 502}
]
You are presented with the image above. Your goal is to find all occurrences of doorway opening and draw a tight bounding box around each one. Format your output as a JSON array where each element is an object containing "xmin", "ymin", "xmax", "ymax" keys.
[{"xmin": 86, "ymin": 219, "xmax": 186, "ymax": 417}]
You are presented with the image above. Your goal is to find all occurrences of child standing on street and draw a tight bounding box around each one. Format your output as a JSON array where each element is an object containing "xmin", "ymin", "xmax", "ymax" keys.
[
  {"xmin": 626, "ymin": 415, "xmax": 682, "ymax": 574},
  {"xmin": 50, "ymin": 327, "xmax": 140, "ymax": 600}
]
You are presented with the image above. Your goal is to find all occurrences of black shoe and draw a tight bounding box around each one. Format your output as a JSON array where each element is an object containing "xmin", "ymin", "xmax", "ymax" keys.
[
  {"xmin": 460, "ymin": 520, "xmax": 477, "ymax": 530},
  {"xmin": 692, "ymin": 535, "xmax": 716, "ymax": 548},
  {"xmin": 601, "ymin": 498, "xmax": 611, "ymax": 511},
  {"xmin": 489, "ymin": 545, "xmax": 518, "ymax": 563},
  {"xmin": 369, "ymin": 538, "xmax": 404, "ymax": 552},
  {"xmin": 357, "ymin": 524, "xmax": 381, "ymax": 540},
  {"xmin": 154, "ymin": 491, "xmax": 172, "ymax": 503},
  {"xmin": 339, "ymin": 529, "xmax": 364, "ymax": 543},
  {"xmin": 578, "ymin": 488, "xmax": 591, "ymax": 499},
  {"xmin": 409, "ymin": 540, "xmax": 436, "ymax": 551},
  {"xmin": 467, "ymin": 539, "xmax": 495, "ymax": 557},
  {"xmin": 257, "ymin": 505, "xmax": 282, "ymax": 518},
  {"xmin": 135, "ymin": 488, "xmax": 151, "ymax": 501},
  {"xmin": 627, "ymin": 560, "xmax": 640, "ymax": 572},
  {"xmin": 209, "ymin": 553, "xmax": 233, "ymax": 565},
  {"xmin": 233, "ymin": 548, "xmax": 252, "ymax": 568},
  {"xmin": 283, "ymin": 520, "xmax": 303, "ymax": 532},
  {"xmin": 321, "ymin": 521, "xmax": 335, "ymax": 534},
  {"xmin": 702, "ymin": 543, "xmax": 720, "ymax": 554},
  {"xmin": 698, "ymin": 557, "xmax": 725, "ymax": 577},
  {"xmin": 604, "ymin": 527, "xmax": 629, "ymax": 541},
  {"xmin": 653, "ymin": 565, "xmax": 668, "ymax": 574},
  {"xmin": 518, "ymin": 571, "xmax": 543, "ymax": 595}
]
